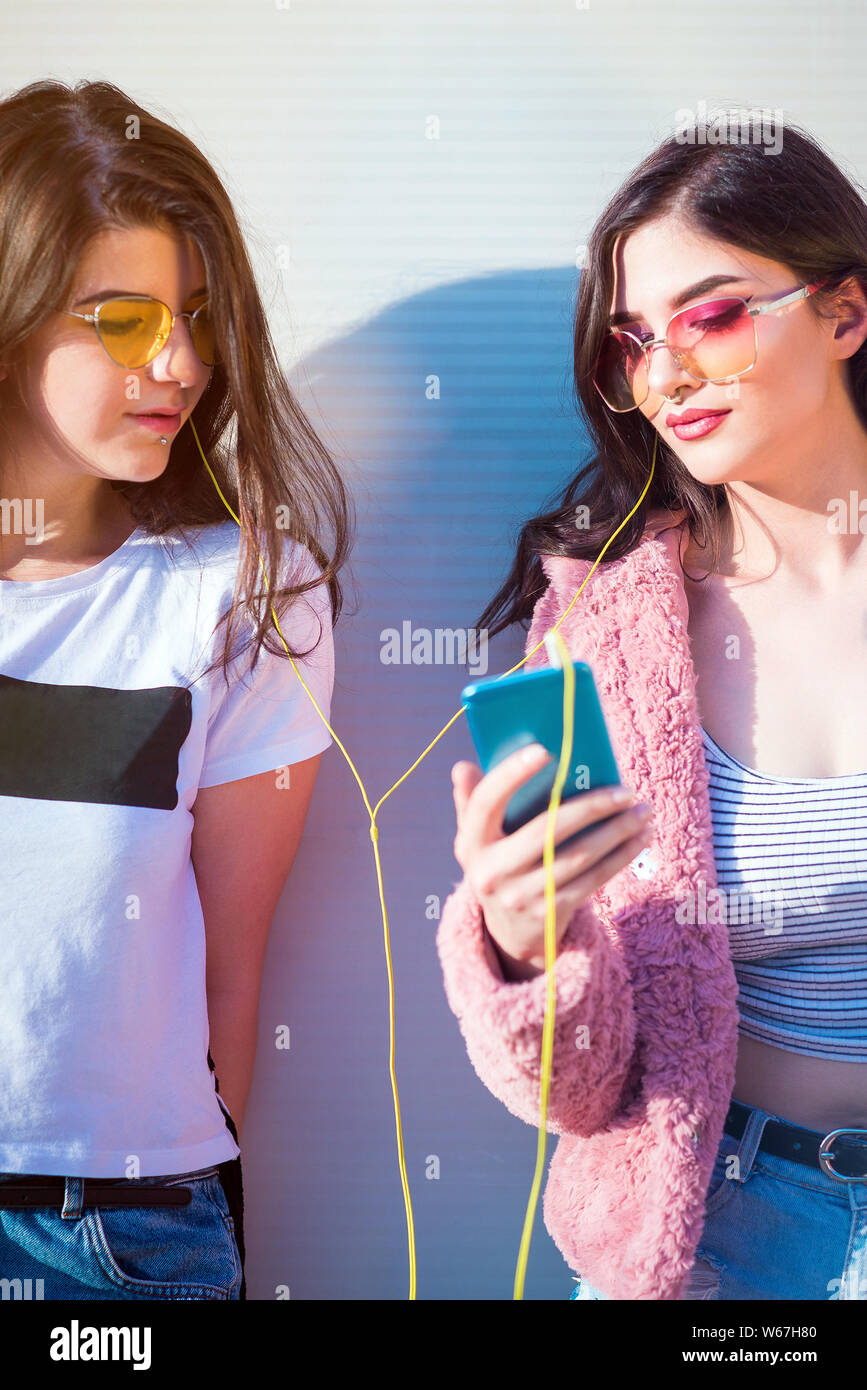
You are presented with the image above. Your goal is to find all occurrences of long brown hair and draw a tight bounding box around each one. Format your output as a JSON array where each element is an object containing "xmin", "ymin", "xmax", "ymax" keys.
[
  {"xmin": 0, "ymin": 78, "xmax": 354, "ymax": 684},
  {"xmin": 477, "ymin": 112, "xmax": 867, "ymax": 640}
]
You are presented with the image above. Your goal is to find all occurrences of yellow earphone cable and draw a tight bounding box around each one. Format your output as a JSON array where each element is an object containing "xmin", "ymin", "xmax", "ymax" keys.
[{"xmin": 189, "ymin": 416, "xmax": 658, "ymax": 1298}]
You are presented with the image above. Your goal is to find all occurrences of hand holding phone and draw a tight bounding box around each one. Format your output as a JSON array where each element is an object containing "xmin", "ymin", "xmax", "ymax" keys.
[
  {"xmin": 451, "ymin": 745, "xmax": 654, "ymax": 977},
  {"xmin": 453, "ymin": 660, "xmax": 654, "ymax": 975}
]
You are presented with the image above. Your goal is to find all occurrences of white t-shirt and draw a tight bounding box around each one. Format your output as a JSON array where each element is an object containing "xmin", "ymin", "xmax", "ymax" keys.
[{"xmin": 0, "ymin": 520, "xmax": 334, "ymax": 1176}]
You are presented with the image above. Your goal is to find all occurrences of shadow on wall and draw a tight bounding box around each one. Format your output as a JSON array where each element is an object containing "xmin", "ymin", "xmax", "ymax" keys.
[
  {"xmin": 288, "ymin": 264, "xmax": 592, "ymax": 817},
  {"xmin": 247, "ymin": 265, "xmax": 595, "ymax": 1301}
]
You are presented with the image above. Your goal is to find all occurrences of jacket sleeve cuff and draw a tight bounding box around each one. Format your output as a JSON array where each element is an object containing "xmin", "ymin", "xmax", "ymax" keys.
[{"xmin": 435, "ymin": 875, "xmax": 636, "ymax": 1135}]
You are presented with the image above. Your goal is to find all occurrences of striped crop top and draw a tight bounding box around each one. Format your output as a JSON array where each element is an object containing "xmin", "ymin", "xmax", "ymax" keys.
[{"xmin": 701, "ymin": 725, "xmax": 867, "ymax": 1063}]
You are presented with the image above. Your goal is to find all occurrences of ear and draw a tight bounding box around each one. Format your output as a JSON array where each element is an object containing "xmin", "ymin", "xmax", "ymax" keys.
[{"xmin": 826, "ymin": 275, "xmax": 867, "ymax": 362}]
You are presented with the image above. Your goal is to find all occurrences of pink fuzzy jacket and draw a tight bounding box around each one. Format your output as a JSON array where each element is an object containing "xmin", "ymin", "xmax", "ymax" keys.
[{"xmin": 435, "ymin": 506, "xmax": 741, "ymax": 1301}]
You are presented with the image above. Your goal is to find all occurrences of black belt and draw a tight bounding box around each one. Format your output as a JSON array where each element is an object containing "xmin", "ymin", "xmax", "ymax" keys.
[
  {"xmin": 0, "ymin": 1175, "xmax": 192, "ymax": 1208},
  {"xmin": 725, "ymin": 1099, "xmax": 867, "ymax": 1181}
]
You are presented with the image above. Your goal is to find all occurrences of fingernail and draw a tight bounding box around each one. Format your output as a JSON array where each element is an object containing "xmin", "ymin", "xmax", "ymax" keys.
[
  {"xmin": 612, "ymin": 787, "xmax": 634, "ymax": 803},
  {"xmin": 522, "ymin": 743, "xmax": 546, "ymax": 763}
]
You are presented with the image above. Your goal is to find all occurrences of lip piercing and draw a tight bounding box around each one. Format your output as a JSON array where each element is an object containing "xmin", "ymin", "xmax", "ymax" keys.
[{"xmin": 159, "ymin": 435, "xmax": 167, "ymax": 445}]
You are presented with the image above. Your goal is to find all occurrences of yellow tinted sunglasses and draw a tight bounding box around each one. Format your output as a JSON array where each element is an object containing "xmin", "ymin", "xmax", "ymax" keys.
[{"xmin": 62, "ymin": 294, "xmax": 218, "ymax": 370}]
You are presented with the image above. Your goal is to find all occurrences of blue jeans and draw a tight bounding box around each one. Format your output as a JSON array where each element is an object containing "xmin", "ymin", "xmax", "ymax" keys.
[
  {"xmin": 0, "ymin": 1165, "xmax": 242, "ymax": 1300},
  {"xmin": 569, "ymin": 1101, "xmax": 867, "ymax": 1300}
]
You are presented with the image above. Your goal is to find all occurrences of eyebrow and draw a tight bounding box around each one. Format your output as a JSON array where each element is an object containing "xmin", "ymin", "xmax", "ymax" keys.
[
  {"xmin": 72, "ymin": 285, "xmax": 208, "ymax": 308},
  {"xmin": 608, "ymin": 275, "xmax": 751, "ymax": 327}
]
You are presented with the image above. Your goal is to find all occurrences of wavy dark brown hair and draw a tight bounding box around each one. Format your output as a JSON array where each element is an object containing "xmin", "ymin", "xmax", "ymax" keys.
[
  {"xmin": 0, "ymin": 78, "xmax": 354, "ymax": 683},
  {"xmin": 477, "ymin": 111, "xmax": 867, "ymax": 640}
]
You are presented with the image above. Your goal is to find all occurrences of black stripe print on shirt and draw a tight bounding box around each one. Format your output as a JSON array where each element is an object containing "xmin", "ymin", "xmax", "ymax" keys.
[{"xmin": 0, "ymin": 673, "xmax": 192, "ymax": 810}]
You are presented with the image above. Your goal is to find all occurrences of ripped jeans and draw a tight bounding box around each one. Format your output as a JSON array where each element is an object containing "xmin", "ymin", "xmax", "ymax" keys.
[{"xmin": 569, "ymin": 1100, "xmax": 867, "ymax": 1300}]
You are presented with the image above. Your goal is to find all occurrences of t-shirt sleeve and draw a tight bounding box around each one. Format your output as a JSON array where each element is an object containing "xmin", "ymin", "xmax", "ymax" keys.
[{"xmin": 197, "ymin": 544, "xmax": 335, "ymax": 788}]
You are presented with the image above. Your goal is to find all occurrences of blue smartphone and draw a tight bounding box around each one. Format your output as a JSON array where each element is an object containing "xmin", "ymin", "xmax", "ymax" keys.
[{"xmin": 460, "ymin": 662, "xmax": 622, "ymax": 844}]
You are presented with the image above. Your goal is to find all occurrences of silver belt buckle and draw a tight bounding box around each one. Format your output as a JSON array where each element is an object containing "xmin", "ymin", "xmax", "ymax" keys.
[{"xmin": 818, "ymin": 1128, "xmax": 867, "ymax": 1181}]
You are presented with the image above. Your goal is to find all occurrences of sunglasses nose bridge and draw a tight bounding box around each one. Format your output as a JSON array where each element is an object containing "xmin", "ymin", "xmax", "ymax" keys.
[
  {"xmin": 147, "ymin": 307, "xmax": 202, "ymax": 370},
  {"xmin": 640, "ymin": 335, "xmax": 694, "ymax": 399}
]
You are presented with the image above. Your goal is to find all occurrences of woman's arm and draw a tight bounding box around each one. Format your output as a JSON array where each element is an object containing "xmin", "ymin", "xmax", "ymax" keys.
[
  {"xmin": 437, "ymin": 876, "xmax": 637, "ymax": 1136},
  {"xmin": 191, "ymin": 751, "xmax": 325, "ymax": 1136}
]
